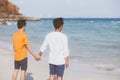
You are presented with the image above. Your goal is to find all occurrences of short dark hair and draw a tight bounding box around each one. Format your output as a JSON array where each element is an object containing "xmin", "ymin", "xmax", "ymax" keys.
[
  {"xmin": 17, "ymin": 20, "xmax": 26, "ymax": 29},
  {"xmin": 53, "ymin": 17, "xmax": 64, "ymax": 29}
]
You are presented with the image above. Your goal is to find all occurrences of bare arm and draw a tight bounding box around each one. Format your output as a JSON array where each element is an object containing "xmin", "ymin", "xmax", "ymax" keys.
[
  {"xmin": 65, "ymin": 56, "xmax": 69, "ymax": 68},
  {"xmin": 38, "ymin": 36, "xmax": 48, "ymax": 58},
  {"xmin": 25, "ymin": 44, "xmax": 40, "ymax": 61}
]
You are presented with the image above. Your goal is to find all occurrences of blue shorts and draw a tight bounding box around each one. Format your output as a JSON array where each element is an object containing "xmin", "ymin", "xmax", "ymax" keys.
[
  {"xmin": 49, "ymin": 64, "xmax": 65, "ymax": 77},
  {"xmin": 14, "ymin": 58, "xmax": 27, "ymax": 70}
]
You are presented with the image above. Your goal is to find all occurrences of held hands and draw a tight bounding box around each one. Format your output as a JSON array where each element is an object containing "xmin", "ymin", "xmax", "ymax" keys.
[
  {"xmin": 34, "ymin": 55, "xmax": 41, "ymax": 61},
  {"xmin": 34, "ymin": 51, "xmax": 43, "ymax": 61}
]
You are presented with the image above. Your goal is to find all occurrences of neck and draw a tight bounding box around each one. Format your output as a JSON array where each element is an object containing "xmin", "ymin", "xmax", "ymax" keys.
[
  {"xmin": 18, "ymin": 29, "xmax": 24, "ymax": 32},
  {"xmin": 55, "ymin": 29, "xmax": 61, "ymax": 32}
]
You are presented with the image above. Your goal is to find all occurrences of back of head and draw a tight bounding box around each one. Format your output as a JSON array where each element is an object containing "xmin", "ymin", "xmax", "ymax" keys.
[
  {"xmin": 53, "ymin": 17, "xmax": 64, "ymax": 29},
  {"xmin": 17, "ymin": 20, "xmax": 26, "ymax": 29}
]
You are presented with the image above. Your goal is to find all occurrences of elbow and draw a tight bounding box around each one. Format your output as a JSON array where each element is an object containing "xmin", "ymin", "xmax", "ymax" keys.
[{"xmin": 25, "ymin": 44, "xmax": 29, "ymax": 49}]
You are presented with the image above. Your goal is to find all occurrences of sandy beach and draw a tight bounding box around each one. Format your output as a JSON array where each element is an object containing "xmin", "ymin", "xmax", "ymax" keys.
[{"xmin": 0, "ymin": 47, "xmax": 120, "ymax": 80}]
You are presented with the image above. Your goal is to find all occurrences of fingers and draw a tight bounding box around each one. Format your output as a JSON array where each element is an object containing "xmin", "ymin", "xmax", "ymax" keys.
[
  {"xmin": 65, "ymin": 63, "xmax": 69, "ymax": 68},
  {"xmin": 35, "ymin": 55, "xmax": 41, "ymax": 61}
]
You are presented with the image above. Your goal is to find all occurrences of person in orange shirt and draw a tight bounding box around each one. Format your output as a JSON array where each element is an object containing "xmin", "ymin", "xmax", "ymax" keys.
[{"xmin": 12, "ymin": 20, "xmax": 40, "ymax": 80}]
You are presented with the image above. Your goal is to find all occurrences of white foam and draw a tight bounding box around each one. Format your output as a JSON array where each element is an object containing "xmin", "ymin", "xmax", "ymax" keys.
[
  {"xmin": 7, "ymin": 22, "xmax": 17, "ymax": 25},
  {"xmin": 111, "ymin": 21, "xmax": 120, "ymax": 24},
  {"xmin": 96, "ymin": 64, "xmax": 116, "ymax": 71}
]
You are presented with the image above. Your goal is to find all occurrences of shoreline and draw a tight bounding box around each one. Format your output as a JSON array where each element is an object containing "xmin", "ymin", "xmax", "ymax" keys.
[
  {"xmin": 0, "ymin": 45, "xmax": 120, "ymax": 80},
  {"xmin": 0, "ymin": 48, "xmax": 120, "ymax": 80},
  {"xmin": 0, "ymin": 38, "xmax": 120, "ymax": 80}
]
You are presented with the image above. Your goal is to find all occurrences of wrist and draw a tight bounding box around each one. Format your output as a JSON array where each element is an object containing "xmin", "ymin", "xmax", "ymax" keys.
[
  {"xmin": 39, "ymin": 51, "xmax": 43, "ymax": 56},
  {"xmin": 32, "ymin": 53, "xmax": 36, "ymax": 58},
  {"xmin": 38, "ymin": 53, "xmax": 41, "ymax": 56}
]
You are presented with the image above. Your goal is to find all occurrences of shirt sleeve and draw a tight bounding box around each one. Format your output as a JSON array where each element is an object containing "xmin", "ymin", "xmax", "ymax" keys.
[
  {"xmin": 40, "ymin": 36, "xmax": 48, "ymax": 52},
  {"xmin": 63, "ymin": 36, "xmax": 69, "ymax": 57},
  {"xmin": 24, "ymin": 35, "xmax": 29, "ymax": 45}
]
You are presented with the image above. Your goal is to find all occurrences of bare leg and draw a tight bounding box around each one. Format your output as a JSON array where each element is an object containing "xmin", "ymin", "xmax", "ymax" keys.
[
  {"xmin": 49, "ymin": 75, "xmax": 55, "ymax": 80},
  {"xmin": 58, "ymin": 76, "xmax": 63, "ymax": 80},
  {"xmin": 12, "ymin": 69, "xmax": 19, "ymax": 80},
  {"xmin": 20, "ymin": 70, "xmax": 26, "ymax": 80}
]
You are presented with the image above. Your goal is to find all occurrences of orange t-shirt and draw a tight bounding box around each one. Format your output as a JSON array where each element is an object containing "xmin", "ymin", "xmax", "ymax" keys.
[{"xmin": 12, "ymin": 30, "xmax": 29, "ymax": 61}]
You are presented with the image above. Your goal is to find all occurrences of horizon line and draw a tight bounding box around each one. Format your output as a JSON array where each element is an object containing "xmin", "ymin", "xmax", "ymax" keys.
[{"xmin": 40, "ymin": 17, "xmax": 120, "ymax": 19}]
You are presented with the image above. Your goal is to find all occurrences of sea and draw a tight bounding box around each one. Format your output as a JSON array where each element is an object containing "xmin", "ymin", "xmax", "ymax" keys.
[{"xmin": 0, "ymin": 18, "xmax": 120, "ymax": 72}]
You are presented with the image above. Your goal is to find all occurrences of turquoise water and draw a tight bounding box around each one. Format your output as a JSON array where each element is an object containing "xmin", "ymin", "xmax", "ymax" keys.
[{"xmin": 0, "ymin": 18, "xmax": 120, "ymax": 69}]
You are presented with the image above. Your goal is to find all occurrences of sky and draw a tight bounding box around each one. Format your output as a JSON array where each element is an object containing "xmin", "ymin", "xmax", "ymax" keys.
[{"xmin": 9, "ymin": 0, "xmax": 120, "ymax": 18}]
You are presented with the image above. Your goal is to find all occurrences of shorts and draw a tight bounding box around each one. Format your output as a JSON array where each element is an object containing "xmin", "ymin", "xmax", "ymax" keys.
[
  {"xmin": 49, "ymin": 64, "xmax": 65, "ymax": 77},
  {"xmin": 14, "ymin": 58, "xmax": 28, "ymax": 70}
]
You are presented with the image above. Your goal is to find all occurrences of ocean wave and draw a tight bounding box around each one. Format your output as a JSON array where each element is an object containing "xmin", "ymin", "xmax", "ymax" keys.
[
  {"xmin": 111, "ymin": 21, "xmax": 120, "ymax": 24},
  {"xmin": 96, "ymin": 64, "xmax": 119, "ymax": 71}
]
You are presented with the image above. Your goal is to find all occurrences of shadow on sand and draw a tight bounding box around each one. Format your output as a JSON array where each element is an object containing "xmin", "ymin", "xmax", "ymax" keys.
[{"xmin": 26, "ymin": 73, "xmax": 34, "ymax": 80}]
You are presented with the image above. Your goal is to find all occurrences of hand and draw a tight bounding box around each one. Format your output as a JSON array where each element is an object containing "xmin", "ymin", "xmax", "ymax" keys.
[
  {"xmin": 34, "ymin": 55, "xmax": 41, "ymax": 61},
  {"xmin": 65, "ymin": 56, "xmax": 69, "ymax": 68},
  {"xmin": 65, "ymin": 61, "xmax": 69, "ymax": 68}
]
